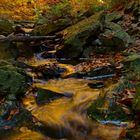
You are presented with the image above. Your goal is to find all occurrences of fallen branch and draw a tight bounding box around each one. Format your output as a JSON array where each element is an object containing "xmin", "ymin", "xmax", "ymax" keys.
[{"xmin": 0, "ymin": 35, "xmax": 57, "ymax": 42}]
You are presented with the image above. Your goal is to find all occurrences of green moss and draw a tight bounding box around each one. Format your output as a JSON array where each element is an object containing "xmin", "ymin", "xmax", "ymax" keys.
[
  {"xmin": 0, "ymin": 19, "xmax": 14, "ymax": 35},
  {"xmin": 123, "ymin": 53, "xmax": 140, "ymax": 80},
  {"xmin": 133, "ymin": 83, "xmax": 140, "ymax": 113},
  {"xmin": 99, "ymin": 22, "xmax": 131, "ymax": 50},
  {"xmin": 32, "ymin": 18, "xmax": 71, "ymax": 36},
  {"xmin": 0, "ymin": 63, "xmax": 29, "ymax": 96},
  {"xmin": 0, "ymin": 42, "xmax": 18, "ymax": 60},
  {"xmin": 61, "ymin": 12, "xmax": 102, "ymax": 39},
  {"xmin": 88, "ymin": 92, "xmax": 128, "ymax": 121}
]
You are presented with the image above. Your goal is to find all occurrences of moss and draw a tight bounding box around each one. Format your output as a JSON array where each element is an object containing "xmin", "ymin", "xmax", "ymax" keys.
[
  {"xmin": 32, "ymin": 18, "xmax": 71, "ymax": 36},
  {"xmin": 99, "ymin": 22, "xmax": 131, "ymax": 50},
  {"xmin": 133, "ymin": 83, "xmax": 140, "ymax": 113},
  {"xmin": 56, "ymin": 15, "xmax": 101, "ymax": 58},
  {"xmin": 0, "ymin": 19, "xmax": 14, "ymax": 36},
  {"xmin": 88, "ymin": 92, "xmax": 128, "ymax": 121},
  {"xmin": 0, "ymin": 63, "xmax": 29, "ymax": 96},
  {"xmin": 123, "ymin": 53, "xmax": 140, "ymax": 80},
  {"xmin": 0, "ymin": 42, "xmax": 18, "ymax": 60}
]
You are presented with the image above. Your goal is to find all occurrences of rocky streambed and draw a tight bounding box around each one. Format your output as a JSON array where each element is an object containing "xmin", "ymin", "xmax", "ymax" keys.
[{"xmin": 0, "ymin": 1, "xmax": 140, "ymax": 139}]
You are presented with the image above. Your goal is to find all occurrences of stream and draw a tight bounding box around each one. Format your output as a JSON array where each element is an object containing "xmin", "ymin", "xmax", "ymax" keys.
[{"xmin": 1, "ymin": 55, "xmax": 126, "ymax": 140}]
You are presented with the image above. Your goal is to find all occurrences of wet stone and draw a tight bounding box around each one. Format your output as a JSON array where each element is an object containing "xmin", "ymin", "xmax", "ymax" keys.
[
  {"xmin": 35, "ymin": 88, "xmax": 69, "ymax": 105},
  {"xmin": 88, "ymin": 82, "xmax": 104, "ymax": 89}
]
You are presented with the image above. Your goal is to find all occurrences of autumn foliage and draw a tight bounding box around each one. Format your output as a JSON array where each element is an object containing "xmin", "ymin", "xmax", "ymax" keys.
[{"xmin": 0, "ymin": 0, "xmax": 107, "ymax": 20}]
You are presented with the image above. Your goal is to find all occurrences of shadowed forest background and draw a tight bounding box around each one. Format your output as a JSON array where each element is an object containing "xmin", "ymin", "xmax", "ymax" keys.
[{"xmin": 0, "ymin": 0, "xmax": 140, "ymax": 140}]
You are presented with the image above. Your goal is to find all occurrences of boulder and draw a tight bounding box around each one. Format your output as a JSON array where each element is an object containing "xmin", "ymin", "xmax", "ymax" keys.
[
  {"xmin": 123, "ymin": 53, "xmax": 140, "ymax": 80},
  {"xmin": 99, "ymin": 22, "xmax": 132, "ymax": 51},
  {"xmin": 32, "ymin": 18, "xmax": 71, "ymax": 36},
  {"xmin": 0, "ymin": 61, "xmax": 30, "ymax": 96},
  {"xmin": 0, "ymin": 40, "xmax": 18, "ymax": 60},
  {"xmin": 55, "ymin": 12, "xmax": 102, "ymax": 58},
  {"xmin": 105, "ymin": 12, "xmax": 123, "ymax": 22},
  {"xmin": 56, "ymin": 22, "xmax": 100, "ymax": 58},
  {"xmin": 87, "ymin": 79, "xmax": 133, "ymax": 121},
  {"xmin": 0, "ymin": 19, "xmax": 14, "ymax": 35},
  {"xmin": 35, "ymin": 88, "xmax": 66, "ymax": 105}
]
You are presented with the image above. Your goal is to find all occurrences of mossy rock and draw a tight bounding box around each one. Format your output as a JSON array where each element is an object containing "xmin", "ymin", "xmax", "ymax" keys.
[
  {"xmin": 32, "ymin": 18, "xmax": 71, "ymax": 36},
  {"xmin": 36, "ymin": 88, "xmax": 64, "ymax": 105},
  {"xmin": 0, "ymin": 19, "xmax": 14, "ymax": 36},
  {"xmin": 0, "ymin": 62, "xmax": 30, "ymax": 96},
  {"xmin": 87, "ymin": 79, "xmax": 133, "ymax": 121},
  {"xmin": 99, "ymin": 22, "xmax": 131, "ymax": 51},
  {"xmin": 56, "ymin": 12, "xmax": 102, "ymax": 58},
  {"xmin": 0, "ymin": 41, "xmax": 18, "ymax": 60},
  {"xmin": 123, "ymin": 53, "xmax": 140, "ymax": 80},
  {"xmin": 87, "ymin": 92, "xmax": 128, "ymax": 121},
  {"xmin": 105, "ymin": 12, "xmax": 123, "ymax": 22},
  {"xmin": 0, "ymin": 107, "xmax": 35, "ymax": 140},
  {"xmin": 133, "ymin": 83, "xmax": 140, "ymax": 113},
  {"xmin": 56, "ymin": 22, "xmax": 100, "ymax": 58}
]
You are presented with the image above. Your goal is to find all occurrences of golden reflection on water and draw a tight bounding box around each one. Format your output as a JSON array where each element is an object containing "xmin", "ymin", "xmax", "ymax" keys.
[
  {"xmin": 24, "ymin": 78, "xmax": 100, "ymax": 124},
  {"xmin": 9, "ymin": 77, "xmax": 123, "ymax": 140}
]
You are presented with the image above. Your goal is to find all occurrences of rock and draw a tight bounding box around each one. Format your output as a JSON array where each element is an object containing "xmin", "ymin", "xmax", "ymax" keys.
[
  {"xmin": 56, "ymin": 22, "xmax": 100, "ymax": 58},
  {"xmin": 0, "ymin": 19, "xmax": 14, "ymax": 35},
  {"xmin": 0, "ymin": 61, "xmax": 30, "ymax": 97},
  {"xmin": 123, "ymin": 53, "xmax": 140, "ymax": 80},
  {"xmin": 84, "ymin": 65, "xmax": 116, "ymax": 80},
  {"xmin": 56, "ymin": 11, "xmax": 132, "ymax": 58},
  {"xmin": 0, "ymin": 40, "xmax": 18, "ymax": 60},
  {"xmin": 105, "ymin": 12, "xmax": 123, "ymax": 22},
  {"xmin": 33, "ymin": 63, "xmax": 66, "ymax": 79},
  {"xmin": 88, "ymin": 82, "xmax": 104, "ymax": 89},
  {"xmin": 35, "ymin": 88, "xmax": 65, "ymax": 105},
  {"xmin": 56, "ymin": 12, "xmax": 102, "ymax": 58},
  {"xmin": 81, "ymin": 46, "xmax": 95, "ymax": 58},
  {"xmin": 87, "ymin": 92, "xmax": 129, "ymax": 121},
  {"xmin": 32, "ymin": 18, "xmax": 71, "ymax": 36},
  {"xmin": 0, "ymin": 106, "xmax": 34, "ymax": 139},
  {"xmin": 99, "ymin": 22, "xmax": 132, "ymax": 51},
  {"xmin": 87, "ymin": 79, "xmax": 132, "ymax": 121}
]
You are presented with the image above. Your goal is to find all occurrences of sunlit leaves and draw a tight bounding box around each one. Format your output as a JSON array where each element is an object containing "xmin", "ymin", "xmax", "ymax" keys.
[{"xmin": 0, "ymin": 0, "xmax": 108, "ymax": 20}]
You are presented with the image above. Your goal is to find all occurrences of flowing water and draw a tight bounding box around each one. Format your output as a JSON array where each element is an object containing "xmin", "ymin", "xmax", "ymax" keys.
[{"xmin": 1, "ymin": 58, "xmax": 125, "ymax": 140}]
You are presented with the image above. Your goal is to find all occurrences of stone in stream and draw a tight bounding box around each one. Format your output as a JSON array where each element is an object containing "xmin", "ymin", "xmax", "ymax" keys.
[
  {"xmin": 0, "ymin": 106, "xmax": 35, "ymax": 140},
  {"xmin": 85, "ymin": 65, "xmax": 116, "ymax": 79},
  {"xmin": 87, "ymin": 79, "xmax": 132, "ymax": 122},
  {"xmin": 35, "ymin": 88, "xmax": 72, "ymax": 105},
  {"xmin": 33, "ymin": 63, "xmax": 66, "ymax": 79},
  {"xmin": 88, "ymin": 82, "xmax": 104, "ymax": 89}
]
